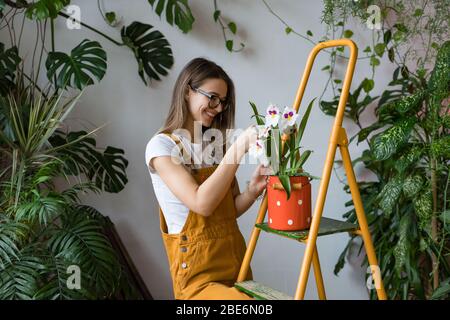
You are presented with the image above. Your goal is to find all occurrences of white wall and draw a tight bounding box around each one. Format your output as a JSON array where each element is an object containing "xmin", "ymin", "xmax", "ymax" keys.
[{"xmin": 1, "ymin": 0, "xmax": 395, "ymax": 299}]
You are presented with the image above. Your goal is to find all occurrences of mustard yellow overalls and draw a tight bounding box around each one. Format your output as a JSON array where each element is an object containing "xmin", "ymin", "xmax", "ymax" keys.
[{"xmin": 158, "ymin": 134, "xmax": 253, "ymax": 300}]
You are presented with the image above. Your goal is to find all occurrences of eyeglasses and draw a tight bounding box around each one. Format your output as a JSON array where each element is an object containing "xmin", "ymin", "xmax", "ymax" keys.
[{"xmin": 189, "ymin": 84, "xmax": 228, "ymax": 110}]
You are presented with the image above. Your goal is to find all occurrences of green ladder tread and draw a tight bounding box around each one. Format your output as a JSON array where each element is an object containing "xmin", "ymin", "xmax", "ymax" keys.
[
  {"xmin": 256, "ymin": 217, "xmax": 358, "ymax": 241},
  {"xmin": 235, "ymin": 281, "xmax": 293, "ymax": 300}
]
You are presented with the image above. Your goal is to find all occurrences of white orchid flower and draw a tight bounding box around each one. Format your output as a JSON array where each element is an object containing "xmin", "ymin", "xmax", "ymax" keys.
[
  {"xmin": 265, "ymin": 104, "xmax": 280, "ymax": 128},
  {"xmin": 280, "ymin": 107, "xmax": 298, "ymax": 132},
  {"xmin": 249, "ymin": 139, "xmax": 265, "ymax": 158},
  {"xmin": 249, "ymin": 139, "xmax": 270, "ymax": 166},
  {"xmin": 256, "ymin": 125, "xmax": 270, "ymax": 138}
]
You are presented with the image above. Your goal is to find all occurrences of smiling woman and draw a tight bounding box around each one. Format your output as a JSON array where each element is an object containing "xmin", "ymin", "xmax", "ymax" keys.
[{"xmin": 145, "ymin": 58, "xmax": 267, "ymax": 300}]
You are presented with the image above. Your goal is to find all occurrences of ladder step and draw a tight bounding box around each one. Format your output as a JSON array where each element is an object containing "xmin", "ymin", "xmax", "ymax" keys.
[
  {"xmin": 235, "ymin": 281, "xmax": 293, "ymax": 300},
  {"xmin": 256, "ymin": 217, "xmax": 358, "ymax": 241}
]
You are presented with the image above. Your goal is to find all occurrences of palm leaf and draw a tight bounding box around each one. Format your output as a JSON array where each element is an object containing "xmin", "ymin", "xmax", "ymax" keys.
[
  {"xmin": 48, "ymin": 216, "xmax": 121, "ymax": 297},
  {"xmin": 0, "ymin": 246, "xmax": 45, "ymax": 300}
]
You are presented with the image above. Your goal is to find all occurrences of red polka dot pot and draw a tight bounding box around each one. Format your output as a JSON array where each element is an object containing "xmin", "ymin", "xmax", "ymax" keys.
[{"xmin": 267, "ymin": 175, "xmax": 311, "ymax": 231}]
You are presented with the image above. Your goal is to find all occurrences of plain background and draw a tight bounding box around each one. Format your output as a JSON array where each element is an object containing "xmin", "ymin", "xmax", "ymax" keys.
[{"xmin": 1, "ymin": 0, "xmax": 395, "ymax": 299}]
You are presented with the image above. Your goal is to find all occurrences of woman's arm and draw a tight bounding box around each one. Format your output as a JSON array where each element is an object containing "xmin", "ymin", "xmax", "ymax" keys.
[{"xmin": 151, "ymin": 126, "xmax": 257, "ymax": 216}]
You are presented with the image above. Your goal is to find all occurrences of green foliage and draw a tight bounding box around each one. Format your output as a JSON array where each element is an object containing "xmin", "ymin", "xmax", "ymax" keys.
[
  {"xmin": 148, "ymin": 0, "xmax": 195, "ymax": 33},
  {"xmin": 0, "ymin": 86, "xmax": 134, "ymax": 299},
  {"xmin": 0, "ymin": 44, "xmax": 21, "ymax": 95},
  {"xmin": 45, "ymin": 39, "xmax": 107, "ymax": 90},
  {"xmin": 331, "ymin": 41, "xmax": 450, "ymax": 299},
  {"xmin": 26, "ymin": 0, "xmax": 70, "ymax": 20},
  {"xmin": 121, "ymin": 22, "xmax": 174, "ymax": 84}
]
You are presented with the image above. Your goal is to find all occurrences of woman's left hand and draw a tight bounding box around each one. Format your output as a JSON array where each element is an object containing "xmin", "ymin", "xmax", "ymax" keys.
[{"xmin": 247, "ymin": 164, "xmax": 269, "ymax": 200}]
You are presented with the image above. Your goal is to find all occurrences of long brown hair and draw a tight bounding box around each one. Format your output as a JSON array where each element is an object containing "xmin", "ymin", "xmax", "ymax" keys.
[{"xmin": 159, "ymin": 58, "xmax": 236, "ymax": 140}]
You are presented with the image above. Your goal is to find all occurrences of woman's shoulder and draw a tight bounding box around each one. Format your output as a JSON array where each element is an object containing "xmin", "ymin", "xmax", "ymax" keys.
[{"xmin": 145, "ymin": 133, "xmax": 181, "ymax": 172}]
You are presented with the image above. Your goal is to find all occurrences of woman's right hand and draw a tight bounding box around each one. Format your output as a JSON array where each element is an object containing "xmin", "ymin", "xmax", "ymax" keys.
[{"xmin": 235, "ymin": 125, "xmax": 258, "ymax": 153}]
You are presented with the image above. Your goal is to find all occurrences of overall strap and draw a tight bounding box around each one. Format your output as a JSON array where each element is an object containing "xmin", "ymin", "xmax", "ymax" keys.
[{"xmin": 162, "ymin": 133, "xmax": 191, "ymax": 166}]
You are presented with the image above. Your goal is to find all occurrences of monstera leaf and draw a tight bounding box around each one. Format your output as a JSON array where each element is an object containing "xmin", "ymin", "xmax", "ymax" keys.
[
  {"xmin": 49, "ymin": 130, "xmax": 128, "ymax": 193},
  {"xmin": 45, "ymin": 39, "xmax": 107, "ymax": 90},
  {"xmin": 148, "ymin": 0, "xmax": 194, "ymax": 33},
  {"xmin": 121, "ymin": 22, "xmax": 173, "ymax": 84},
  {"xmin": 0, "ymin": 44, "xmax": 21, "ymax": 95},
  {"xmin": 26, "ymin": 0, "xmax": 70, "ymax": 20}
]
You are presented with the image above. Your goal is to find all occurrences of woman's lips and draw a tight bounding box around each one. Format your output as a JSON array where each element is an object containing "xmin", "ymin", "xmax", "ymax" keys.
[{"xmin": 204, "ymin": 110, "xmax": 216, "ymax": 120}]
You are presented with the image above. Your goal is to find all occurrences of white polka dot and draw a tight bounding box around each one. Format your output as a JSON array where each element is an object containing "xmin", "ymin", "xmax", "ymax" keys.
[
  {"xmin": 298, "ymin": 200, "xmax": 303, "ymax": 205},
  {"xmin": 269, "ymin": 218, "xmax": 272, "ymax": 224},
  {"xmin": 288, "ymin": 219, "xmax": 293, "ymax": 225},
  {"xmin": 276, "ymin": 201, "xmax": 281, "ymax": 206}
]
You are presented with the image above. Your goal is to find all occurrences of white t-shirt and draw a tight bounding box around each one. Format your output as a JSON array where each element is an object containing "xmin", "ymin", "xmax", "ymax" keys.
[{"xmin": 145, "ymin": 133, "xmax": 222, "ymax": 234}]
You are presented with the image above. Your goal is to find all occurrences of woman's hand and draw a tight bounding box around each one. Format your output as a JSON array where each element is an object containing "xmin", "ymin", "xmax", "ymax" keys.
[
  {"xmin": 235, "ymin": 125, "xmax": 258, "ymax": 153},
  {"xmin": 247, "ymin": 164, "xmax": 268, "ymax": 200}
]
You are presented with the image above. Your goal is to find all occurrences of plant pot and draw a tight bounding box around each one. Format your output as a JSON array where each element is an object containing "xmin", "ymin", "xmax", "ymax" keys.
[{"xmin": 267, "ymin": 175, "xmax": 311, "ymax": 231}]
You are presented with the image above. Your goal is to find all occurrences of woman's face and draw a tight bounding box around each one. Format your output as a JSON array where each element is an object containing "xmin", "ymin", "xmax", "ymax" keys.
[{"xmin": 186, "ymin": 78, "xmax": 227, "ymax": 127}]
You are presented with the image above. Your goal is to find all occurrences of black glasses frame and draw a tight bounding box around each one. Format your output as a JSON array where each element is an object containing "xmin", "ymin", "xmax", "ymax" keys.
[{"xmin": 189, "ymin": 84, "xmax": 228, "ymax": 110}]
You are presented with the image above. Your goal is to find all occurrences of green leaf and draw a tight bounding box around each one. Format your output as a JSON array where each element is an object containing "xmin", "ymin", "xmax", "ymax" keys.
[
  {"xmin": 0, "ymin": 44, "xmax": 21, "ymax": 95},
  {"xmin": 279, "ymin": 175, "xmax": 291, "ymax": 200},
  {"xmin": 388, "ymin": 48, "xmax": 395, "ymax": 62},
  {"xmin": 47, "ymin": 216, "xmax": 121, "ymax": 297},
  {"xmin": 393, "ymin": 214, "xmax": 410, "ymax": 276},
  {"xmin": 431, "ymin": 279, "xmax": 450, "ymax": 300},
  {"xmin": 105, "ymin": 12, "xmax": 116, "ymax": 25},
  {"xmin": 414, "ymin": 190, "xmax": 432, "ymax": 231},
  {"xmin": 295, "ymin": 98, "xmax": 315, "ymax": 148},
  {"xmin": 363, "ymin": 46, "xmax": 372, "ymax": 53},
  {"xmin": 45, "ymin": 39, "xmax": 107, "ymax": 90},
  {"xmin": 148, "ymin": 0, "xmax": 195, "ymax": 33},
  {"xmin": 49, "ymin": 131, "xmax": 129, "ymax": 193},
  {"xmin": 395, "ymin": 146, "xmax": 421, "ymax": 173},
  {"xmin": 249, "ymin": 101, "xmax": 264, "ymax": 126},
  {"xmin": 378, "ymin": 177, "xmax": 402, "ymax": 216},
  {"xmin": 413, "ymin": 9, "xmax": 423, "ymax": 17},
  {"xmin": 431, "ymin": 137, "xmax": 450, "ymax": 158},
  {"xmin": 121, "ymin": 22, "xmax": 174, "ymax": 84},
  {"xmin": 343, "ymin": 30, "xmax": 353, "ymax": 38},
  {"xmin": 383, "ymin": 29, "xmax": 392, "ymax": 45},
  {"xmin": 439, "ymin": 210, "xmax": 450, "ymax": 225},
  {"xmin": 321, "ymin": 65, "xmax": 330, "ymax": 71},
  {"xmin": 307, "ymin": 30, "xmax": 313, "ymax": 37},
  {"xmin": 213, "ymin": 10, "xmax": 220, "ymax": 22},
  {"xmin": 371, "ymin": 119, "xmax": 415, "ymax": 161},
  {"xmin": 285, "ymin": 27, "xmax": 292, "ymax": 35},
  {"xmin": 226, "ymin": 40, "xmax": 233, "ymax": 52},
  {"xmin": 374, "ymin": 43, "xmax": 386, "ymax": 57},
  {"xmin": 362, "ymin": 78, "xmax": 375, "ymax": 93},
  {"xmin": 402, "ymin": 175, "xmax": 423, "ymax": 198},
  {"xmin": 356, "ymin": 122, "xmax": 384, "ymax": 143},
  {"xmin": 393, "ymin": 31, "xmax": 404, "ymax": 42},
  {"xmin": 228, "ymin": 22, "xmax": 237, "ymax": 34},
  {"xmin": 25, "ymin": 0, "xmax": 70, "ymax": 20},
  {"xmin": 370, "ymin": 56, "xmax": 380, "ymax": 67}
]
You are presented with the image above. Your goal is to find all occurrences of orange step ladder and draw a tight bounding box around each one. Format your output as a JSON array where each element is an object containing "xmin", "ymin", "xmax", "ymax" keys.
[{"xmin": 235, "ymin": 39, "xmax": 387, "ymax": 300}]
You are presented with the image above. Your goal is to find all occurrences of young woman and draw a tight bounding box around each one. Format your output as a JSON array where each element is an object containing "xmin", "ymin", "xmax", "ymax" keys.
[{"xmin": 145, "ymin": 57, "xmax": 267, "ymax": 300}]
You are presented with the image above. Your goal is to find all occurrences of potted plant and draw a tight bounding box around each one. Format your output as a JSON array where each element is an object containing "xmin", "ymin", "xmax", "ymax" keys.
[{"xmin": 249, "ymin": 99, "xmax": 317, "ymax": 231}]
